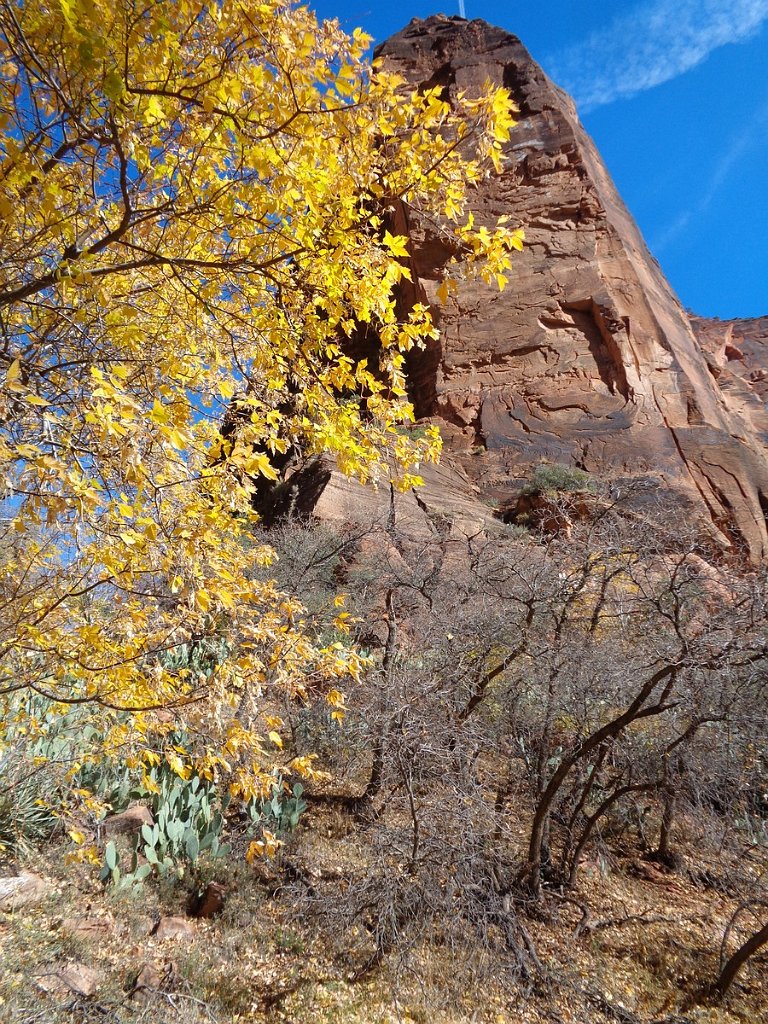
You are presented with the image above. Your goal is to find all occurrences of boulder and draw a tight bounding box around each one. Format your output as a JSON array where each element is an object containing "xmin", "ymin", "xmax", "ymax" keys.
[
  {"xmin": 187, "ymin": 880, "xmax": 226, "ymax": 918},
  {"xmin": 35, "ymin": 962, "xmax": 104, "ymax": 997},
  {"xmin": 60, "ymin": 913, "xmax": 115, "ymax": 940},
  {"xmin": 102, "ymin": 804, "xmax": 153, "ymax": 838},
  {"xmin": 504, "ymin": 489, "xmax": 598, "ymax": 536},
  {"xmin": 153, "ymin": 915, "xmax": 196, "ymax": 941},
  {"xmin": 0, "ymin": 870, "xmax": 53, "ymax": 911}
]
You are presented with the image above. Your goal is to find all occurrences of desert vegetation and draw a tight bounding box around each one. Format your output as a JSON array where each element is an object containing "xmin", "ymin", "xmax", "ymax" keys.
[
  {"xmin": 265, "ymin": 500, "xmax": 767, "ymax": 1006},
  {"xmin": 3, "ymin": 500, "xmax": 766, "ymax": 1022}
]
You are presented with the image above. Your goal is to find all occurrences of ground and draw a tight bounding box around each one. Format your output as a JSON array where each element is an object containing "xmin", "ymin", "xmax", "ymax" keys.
[{"xmin": 1, "ymin": 801, "xmax": 765, "ymax": 1024}]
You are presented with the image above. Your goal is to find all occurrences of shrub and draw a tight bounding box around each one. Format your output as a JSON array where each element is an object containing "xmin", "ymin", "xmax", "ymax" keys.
[
  {"xmin": 0, "ymin": 695, "xmax": 92, "ymax": 857},
  {"xmin": 520, "ymin": 463, "xmax": 593, "ymax": 496}
]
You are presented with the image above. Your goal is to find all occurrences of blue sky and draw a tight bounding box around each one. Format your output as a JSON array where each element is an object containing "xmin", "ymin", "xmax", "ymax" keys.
[{"xmin": 311, "ymin": 0, "xmax": 768, "ymax": 319}]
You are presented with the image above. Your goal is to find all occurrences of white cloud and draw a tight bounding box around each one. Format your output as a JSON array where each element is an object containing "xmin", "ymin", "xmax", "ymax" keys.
[{"xmin": 547, "ymin": 0, "xmax": 768, "ymax": 111}]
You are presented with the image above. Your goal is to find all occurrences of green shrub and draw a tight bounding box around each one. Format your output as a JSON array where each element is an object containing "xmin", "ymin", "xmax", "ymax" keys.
[
  {"xmin": 100, "ymin": 767, "xmax": 231, "ymax": 887},
  {"xmin": 0, "ymin": 766, "xmax": 59, "ymax": 858},
  {"xmin": 100, "ymin": 770, "xmax": 309, "ymax": 888},
  {"xmin": 520, "ymin": 463, "xmax": 593, "ymax": 496},
  {"xmin": 0, "ymin": 695, "xmax": 91, "ymax": 857},
  {"xmin": 0, "ymin": 682, "xmax": 309, "ymax": 882}
]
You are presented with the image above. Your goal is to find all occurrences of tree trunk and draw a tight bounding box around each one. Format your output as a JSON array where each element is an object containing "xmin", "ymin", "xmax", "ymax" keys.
[
  {"xmin": 711, "ymin": 919, "xmax": 768, "ymax": 999},
  {"xmin": 656, "ymin": 786, "xmax": 676, "ymax": 863},
  {"xmin": 359, "ymin": 589, "xmax": 397, "ymax": 806},
  {"xmin": 523, "ymin": 663, "xmax": 679, "ymax": 894}
]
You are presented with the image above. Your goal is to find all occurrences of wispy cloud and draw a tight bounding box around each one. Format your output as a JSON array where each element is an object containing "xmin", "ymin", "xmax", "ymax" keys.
[
  {"xmin": 547, "ymin": 0, "xmax": 768, "ymax": 112},
  {"xmin": 651, "ymin": 97, "xmax": 768, "ymax": 253}
]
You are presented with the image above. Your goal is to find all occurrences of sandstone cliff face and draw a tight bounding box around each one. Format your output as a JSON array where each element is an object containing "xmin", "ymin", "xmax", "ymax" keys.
[
  {"xmin": 691, "ymin": 315, "xmax": 768, "ymax": 445},
  {"xmin": 368, "ymin": 17, "xmax": 768, "ymax": 560}
]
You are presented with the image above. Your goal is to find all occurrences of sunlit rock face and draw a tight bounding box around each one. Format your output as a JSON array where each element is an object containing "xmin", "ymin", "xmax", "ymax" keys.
[
  {"xmin": 369, "ymin": 16, "xmax": 768, "ymax": 560},
  {"xmin": 690, "ymin": 315, "xmax": 768, "ymax": 446}
]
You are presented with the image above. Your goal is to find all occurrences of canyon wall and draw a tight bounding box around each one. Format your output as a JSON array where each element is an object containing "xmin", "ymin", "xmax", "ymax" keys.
[{"xmin": 365, "ymin": 16, "xmax": 768, "ymax": 560}]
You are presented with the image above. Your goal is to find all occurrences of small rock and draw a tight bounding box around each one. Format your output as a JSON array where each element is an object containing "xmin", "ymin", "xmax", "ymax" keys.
[
  {"xmin": 0, "ymin": 871, "xmax": 53, "ymax": 911},
  {"xmin": 131, "ymin": 962, "xmax": 170, "ymax": 1005},
  {"xmin": 153, "ymin": 915, "xmax": 196, "ymax": 941},
  {"xmin": 60, "ymin": 913, "xmax": 114, "ymax": 940},
  {"xmin": 131, "ymin": 914, "xmax": 156, "ymax": 937},
  {"xmin": 630, "ymin": 858, "xmax": 675, "ymax": 886},
  {"xmin": 35, "ymin": 962, "xmax": 104, "ymax": 997},
  {"xmin": 102, "ymin": 804, "xmax": 153, "ymax": 838},
  {"xmin": 188, "ymin": 881, "xmax": 226, "ymax": 918}
]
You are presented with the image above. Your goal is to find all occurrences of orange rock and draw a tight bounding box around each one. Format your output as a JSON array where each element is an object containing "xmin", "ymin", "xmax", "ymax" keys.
[
  {"xmin": 153, "ymin": 915, "xmax": 196, "ymax": 941},
  {"xmin": 102, "ymin": 803, "xmax": 153, "ymax": 838},
  {"xmin": 35, "ymin": 962, "xmax": 103, "ymax": 997},
  {"xmin": 0, "ymin": 871, "xmax": 53, "ymax": 911},
  {"xmin": 188, "ymin": 881, "xmax": 226, "ymax": 919},
  {"xmin": 60, "ymin": 914, "xmax": 114, "ymax": 940},
  {"xmin": 370, "ymin": 18, "xmax": 768, "ymax": 562}
]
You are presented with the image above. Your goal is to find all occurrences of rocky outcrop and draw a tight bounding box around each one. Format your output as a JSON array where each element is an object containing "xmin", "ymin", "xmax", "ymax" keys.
[
  {"xmin": 691, "ymin": 315, "xmax": 768, "ymax": 442},
  {"xmin": 368, "ymin": 17, "xmax": 768, "ymax": 560}
]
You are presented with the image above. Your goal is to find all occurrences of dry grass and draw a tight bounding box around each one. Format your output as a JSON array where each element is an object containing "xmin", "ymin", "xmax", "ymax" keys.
[{"xmin": 0, "ymin": 807, "xmax": 766, "ymax": 1024}]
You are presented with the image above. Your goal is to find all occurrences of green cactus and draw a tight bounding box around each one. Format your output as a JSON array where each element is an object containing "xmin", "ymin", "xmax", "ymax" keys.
[
  {"xmin": 245, "ymin": 777, "xmax": 307, "ymax": 837},
  {"xmin": 100, "ymin": 763, "xmax": 231, "ymax": 886}
]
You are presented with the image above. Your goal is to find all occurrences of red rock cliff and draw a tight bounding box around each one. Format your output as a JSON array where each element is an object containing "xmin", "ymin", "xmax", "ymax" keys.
[{"xmin": 373, "ymin": 16, "xmax": 768, "ymax": 560}]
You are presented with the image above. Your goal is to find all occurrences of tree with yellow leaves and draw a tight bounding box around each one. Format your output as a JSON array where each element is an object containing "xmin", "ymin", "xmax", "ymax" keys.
[{"xmin": 0, "ymin": 0, "xmax": 521, "ymax": 798}]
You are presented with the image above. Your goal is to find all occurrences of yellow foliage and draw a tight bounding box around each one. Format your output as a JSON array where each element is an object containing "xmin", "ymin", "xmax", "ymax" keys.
[
  {"xmin": 246, "ymin": 830, "xmax": 282, "ymax": 862},
  {"xmin": 0, "ymin": 0, "xmax": 520, "ymax": 794}
]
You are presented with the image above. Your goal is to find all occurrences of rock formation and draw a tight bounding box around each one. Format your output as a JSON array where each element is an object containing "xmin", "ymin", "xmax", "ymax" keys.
[
  {"xmin": 286, "ymin": 17, "xmax": 768, "ymax": 560},
  {"xmin": 691, "ymin": 315, "xmax": 768, "ymax": 445},
  {"xmin": 360, "ymin": 16, "xmax": 767, "ymax": 560}
]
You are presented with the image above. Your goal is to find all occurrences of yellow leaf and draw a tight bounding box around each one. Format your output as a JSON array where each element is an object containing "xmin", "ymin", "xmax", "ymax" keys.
[
  {"xmin": 509, "ymin": 230, "xmax": 525, "ymax": 251},
  {"xmin": 333, "ymin": 611, "xmax": 351, "ymax": 633},
  {"xmin": 382, "ymin": 230, "xmax": 409, "ymax": 259},
  {"xmin": 246, "ymin": 830, "xmax": 282, "ymax": 861},
  {"xmin": 244, "ymin": 452, "xmax": 279, "ymax": 480},
  {"xmin": 168, "ymin": 427, "xmax": 187, "ymax": 450},
  {"xmin": 141, "ymin": 772, "xmax": 161, "ymax": 796},
  {"xmin": 5, "ymin": 356, "xmax": 21, "ymax": 383}
]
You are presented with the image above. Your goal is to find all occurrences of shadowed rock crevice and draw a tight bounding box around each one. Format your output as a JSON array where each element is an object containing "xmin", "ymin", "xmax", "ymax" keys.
[
  {"xmin": 759, "ymin": 489, "xmax": 768, "ymax": 530},
  {"xmin": 419, "ymin": 61, "xmax": 455, "ymax": 101},
  {"xmin": 561, "ymin": 299, "xmax": 633, "ymax": 402},
  {"xmin": 253, "ymin": 458, "xmax": 333, "ymax": 528}
]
